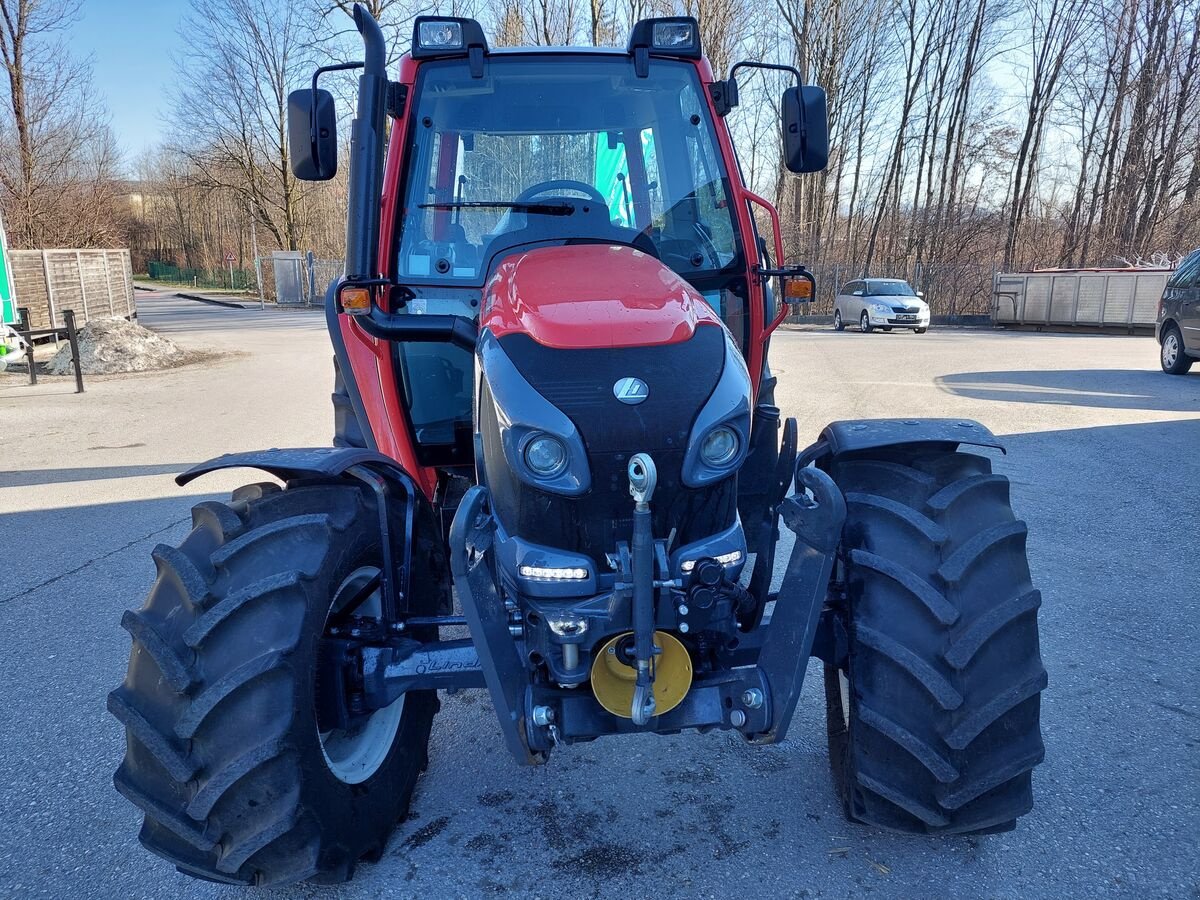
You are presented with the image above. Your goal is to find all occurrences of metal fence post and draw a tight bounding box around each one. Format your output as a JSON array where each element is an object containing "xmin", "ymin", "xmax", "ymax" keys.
[
  {"xmin": 18, "ymin": 306, "xmax": 36, "ymax": 385},
  {"xmin": 307, "ymin": 251, "xmax": 317, "ymax": 305},
  {"xmin": 63, "ymin": 308, "xmax": 84, "ymax": 394}
]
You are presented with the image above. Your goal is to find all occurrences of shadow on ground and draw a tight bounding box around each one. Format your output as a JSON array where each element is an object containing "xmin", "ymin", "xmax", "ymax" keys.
[
  {"xmin": 0, "ymin": 464, "xmax": 196, "ymax": 488},
  {"xmin": 937, "ymin": 368, "xmax": 1200, "ymax": 411}
]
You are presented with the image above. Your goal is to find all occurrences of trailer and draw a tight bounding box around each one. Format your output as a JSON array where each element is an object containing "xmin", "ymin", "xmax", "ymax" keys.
[{"xmin": 992, "ymin": 267, "xmax": 1173, "ymax": 332}]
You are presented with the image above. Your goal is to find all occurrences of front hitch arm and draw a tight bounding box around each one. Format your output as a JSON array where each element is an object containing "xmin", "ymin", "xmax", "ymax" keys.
[
  {"xmin": 627, "ymin": 453, "xmax": 659, "ymax": 725},
  {"xmin": 751, "ymin": 464, "xmax": 846, "ymax": 744}
]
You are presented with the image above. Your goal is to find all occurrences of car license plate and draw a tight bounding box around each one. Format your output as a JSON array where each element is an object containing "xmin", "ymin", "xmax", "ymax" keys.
[{"xmin": 898, "ymin": 314, "xmax": 917, "ymax": 321}]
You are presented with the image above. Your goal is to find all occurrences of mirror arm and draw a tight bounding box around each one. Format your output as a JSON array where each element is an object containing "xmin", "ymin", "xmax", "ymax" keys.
[
  {"xmin": 310, "ymin": 62, "xmax": 364, "ymax": 173},
  {"xmin": 728, "ymin": 60, "xmax": 802, "ymax": 86},
  {"xmin": 718, "ymin": 60, "xmax": 804, "ymax": 116}
]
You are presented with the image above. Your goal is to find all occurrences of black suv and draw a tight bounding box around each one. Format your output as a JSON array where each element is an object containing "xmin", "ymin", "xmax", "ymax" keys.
[{"xmin": 1157, "ymin": 248, "xmax": 1200, "ymax": 374}]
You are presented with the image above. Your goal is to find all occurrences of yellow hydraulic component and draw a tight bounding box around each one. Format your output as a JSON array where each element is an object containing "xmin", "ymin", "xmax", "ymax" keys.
[{"xmin": 590, "ymin": 631, "xmax": 693, "ymax": 719}]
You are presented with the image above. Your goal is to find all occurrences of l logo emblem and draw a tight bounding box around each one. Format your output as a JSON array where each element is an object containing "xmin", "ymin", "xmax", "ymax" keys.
[{"xmin": 613, "ymin": 377, "xmax": 649, "ymax": 405}]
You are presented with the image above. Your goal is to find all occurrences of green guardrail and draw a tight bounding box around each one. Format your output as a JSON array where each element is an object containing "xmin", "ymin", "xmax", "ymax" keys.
[{"xmin": 146, "ymin": 260, "xmax": 255, "ymax": 292}]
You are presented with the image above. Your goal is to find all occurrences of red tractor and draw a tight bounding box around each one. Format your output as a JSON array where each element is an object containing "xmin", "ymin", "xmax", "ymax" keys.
[{"xmin": 110, "ymin": 7, "xmax": 1045, "ymax": 886}]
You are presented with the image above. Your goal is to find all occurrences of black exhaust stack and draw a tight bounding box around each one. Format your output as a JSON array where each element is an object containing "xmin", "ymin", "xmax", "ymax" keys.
[{"xmin": 345, "ymin": 5, "xmax": 388, "ymax": 282}]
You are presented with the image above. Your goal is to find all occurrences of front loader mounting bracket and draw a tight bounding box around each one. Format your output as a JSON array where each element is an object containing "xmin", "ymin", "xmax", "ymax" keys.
[
  {"xmin": 449, "ymin": 485, "xmax": 544, "ymax": 765},
  {"xmin": 751, "ymin": 464, "xmax": 845, "ymax": 745}
]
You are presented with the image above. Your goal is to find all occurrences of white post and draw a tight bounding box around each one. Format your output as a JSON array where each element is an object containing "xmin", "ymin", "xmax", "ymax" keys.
[
  {"xmin": 118, "ymin": 251, "xmax": 131, "ymax": 316},
  {"xmin": 102, "ymin": 251, "xmax": 115, "ymax": 314},
  {"xmin": 250, "ymin": 217, "xmax": 264, "ymax": 309},
  {"xmin": 75, "ymin": 250, "xmax": 90, "ymax": 320},
  {"xmin": 41, "ymin": 249, "xmax": 59, "ymax": 346}
]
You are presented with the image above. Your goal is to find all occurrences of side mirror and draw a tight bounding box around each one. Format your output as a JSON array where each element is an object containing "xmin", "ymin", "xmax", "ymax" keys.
[
  {"xmin": 783, "ymin": 270, "xmax": 816, "ymax": 305},
  {"xmin": 782, "ymin": 85, "xmax": 828, "ymax": 174},
  {"xmin": 288, "ymin": 88, "xmax": 337, "ymax": 181},
  {"xmin": 917, "ymin": 291, "xmax": 925, "ymax": 298}
]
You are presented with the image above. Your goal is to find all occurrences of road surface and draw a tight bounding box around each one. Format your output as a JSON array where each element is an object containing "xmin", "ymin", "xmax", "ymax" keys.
[{"xmin": 1, "ymin": 292, "xmax": 1197, "ymax": 898}]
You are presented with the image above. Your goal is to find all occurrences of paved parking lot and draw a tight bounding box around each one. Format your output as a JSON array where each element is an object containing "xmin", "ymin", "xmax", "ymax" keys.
[{"xmin": 1, "ymin": 294, "xmax": 1197, "ymax": 898}]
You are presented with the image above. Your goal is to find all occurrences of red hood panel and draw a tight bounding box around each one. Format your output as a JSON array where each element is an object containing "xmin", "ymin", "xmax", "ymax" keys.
[{"xmin": 481, "ymin": 244, "xmax": 721, "ymax": 349}]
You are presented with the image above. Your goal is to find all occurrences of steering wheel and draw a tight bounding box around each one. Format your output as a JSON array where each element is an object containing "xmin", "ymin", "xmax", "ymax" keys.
[{"xmin": 514, "ymin": 179, "xmax": 607, "ymax": 206}]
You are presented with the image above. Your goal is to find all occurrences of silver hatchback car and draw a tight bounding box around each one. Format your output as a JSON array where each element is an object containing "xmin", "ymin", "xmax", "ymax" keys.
[{"xmin": 833, "ymin": 278, "xmax": 930, "ymax": 333}]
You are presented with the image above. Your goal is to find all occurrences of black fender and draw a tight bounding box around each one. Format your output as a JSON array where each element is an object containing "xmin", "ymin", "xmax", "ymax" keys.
[
  {"xmin": 176, "ymin": 446, "xmax": 412, "ymax": 487},
  {"xmin": 177, "ymin": 447, "xmax": 449, "ymax": 617},
  {"xmin": 797, "ymin": 417, "xmax": 1003, "ymax": 468}
]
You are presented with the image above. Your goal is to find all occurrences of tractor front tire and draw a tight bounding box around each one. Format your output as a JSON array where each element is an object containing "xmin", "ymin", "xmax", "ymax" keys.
[
  {"xmin": 823, "ymin": 446, "xmax": 1045, "ymax": 834},
  {"xmin": 108, "ymin": 481, "xmax": 441, "ymax": 886}
]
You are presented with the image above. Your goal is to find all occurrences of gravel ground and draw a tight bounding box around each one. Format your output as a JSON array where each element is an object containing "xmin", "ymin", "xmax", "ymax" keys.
[{"xmin": 0, "ymin": 293, "xmax": 1197, "ymax": 899}]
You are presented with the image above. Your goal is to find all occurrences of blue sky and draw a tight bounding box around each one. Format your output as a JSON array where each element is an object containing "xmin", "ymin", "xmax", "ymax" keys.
[{"xmin": 66, "ymin": 0, "xmax": 191, "ymax": 161}]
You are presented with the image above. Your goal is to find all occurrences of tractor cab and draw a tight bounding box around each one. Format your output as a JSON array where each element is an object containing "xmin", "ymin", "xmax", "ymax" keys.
[
  {"xmin": 289, "ymin": 14, "xmax": 827, "ymax": 494},
  {"xmin": 390, "ymin": 48, "xmax": 750, "ymax": 469}
]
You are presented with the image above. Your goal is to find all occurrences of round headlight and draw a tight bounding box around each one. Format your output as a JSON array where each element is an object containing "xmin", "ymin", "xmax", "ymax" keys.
[
  {"xmin": 524, "ymin": 434, "xmax": 568, "ymax": 477},
  {"xmin": 700, "ymin": 426, "xmax": 739, "ymax": 467}
]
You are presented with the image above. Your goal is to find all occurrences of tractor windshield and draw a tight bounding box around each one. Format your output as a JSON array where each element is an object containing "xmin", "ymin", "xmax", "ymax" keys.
[{"xmin": 395, "ymin": 55, "xmax": 742, "ymax": 285}]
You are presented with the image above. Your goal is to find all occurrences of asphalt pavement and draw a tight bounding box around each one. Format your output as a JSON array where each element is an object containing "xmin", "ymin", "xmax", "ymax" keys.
[{"xmin": 1, "ymin": 293, "xmax": 1197, "ymax": 898}]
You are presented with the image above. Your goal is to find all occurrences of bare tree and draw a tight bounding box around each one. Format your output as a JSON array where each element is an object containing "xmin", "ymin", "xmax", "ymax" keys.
[
  {"xmin": 0, "ymin": 0, "xmax": 126, "ymax": 248},
  {"xmin": 173, "ymin": 0, "xmax": 315, "ymax": 252}
]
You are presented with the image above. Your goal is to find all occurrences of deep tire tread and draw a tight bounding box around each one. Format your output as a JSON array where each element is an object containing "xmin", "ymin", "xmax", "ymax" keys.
[
  {"xmin": 151, "ymin": 544, "xmax": 210, "ymax": 610},
  {"xmin": 937, "ymin": 520, "xmax": 1028, "ymax": 585},
  {"xmin": 945, "ymin": 589, "xmax": 1042, "ymax": 669},
  {"xmin": 173, "ymin": 651, "xmax": 286, "ymax": 740},
  {"xmin": 849, "ymin": 548, "xmax": 958, "ymax": 625},
  {"xmin": 114, "ymin": 770, "xmax": 217, "ymax": 852},
  {"xmin": 120, "ymin": 610, "xmax": 195, "ymax": 692},
  {"xmin": 107, "ymin": 690, "xmax": 198, "ymax": 782},
  {"xmin": 183, "ymin": 572, "xmax": 303, "ymax": 648},
  {"xmin": 110, "ymin": 482, "xmax": 441, "ymax": 887},
  {"xmin": 186, "ymin": 736, "xmax": 288, "ymax": 820},
  {"xmin": 826, "ymin": 447, "xmax": 1046, "ymax": 835}
]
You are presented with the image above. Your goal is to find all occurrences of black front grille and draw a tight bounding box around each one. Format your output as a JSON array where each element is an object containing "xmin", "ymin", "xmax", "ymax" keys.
[{"xmin": 482, "ymin": 326, "xmax": 736, "ymax": 561}]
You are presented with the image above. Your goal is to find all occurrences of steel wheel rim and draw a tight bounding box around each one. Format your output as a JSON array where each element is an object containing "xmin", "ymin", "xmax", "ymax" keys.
[
  {"xmin": 318, "ymin": 566, "xmax": 405, "ymax": 784},
  {"xmin": 1163, "ymin": 333, "xmax": 1179, "ymax": 368}
]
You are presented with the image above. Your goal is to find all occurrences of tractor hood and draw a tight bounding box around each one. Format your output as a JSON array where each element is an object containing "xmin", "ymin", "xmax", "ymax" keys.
[{"xmin": 480, "ymin": 244, "xmax": 723, "ymax": 349}]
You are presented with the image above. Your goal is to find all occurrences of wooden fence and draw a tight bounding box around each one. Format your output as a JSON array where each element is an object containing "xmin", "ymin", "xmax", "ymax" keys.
[{"xmin": 12, "ymin": 249, "xmax": 135, "ymax": 331}]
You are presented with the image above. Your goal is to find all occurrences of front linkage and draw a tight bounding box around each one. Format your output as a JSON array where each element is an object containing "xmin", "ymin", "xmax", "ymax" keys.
[{"xmin": 253, "ymin": 440, "xmax": 848, "ymax": 765}]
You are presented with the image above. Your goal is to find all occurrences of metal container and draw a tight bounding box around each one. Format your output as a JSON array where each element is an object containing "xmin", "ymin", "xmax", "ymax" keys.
[{"xmin": 992, "ymin": 267, "xmax": 1173, "ymax": 330}]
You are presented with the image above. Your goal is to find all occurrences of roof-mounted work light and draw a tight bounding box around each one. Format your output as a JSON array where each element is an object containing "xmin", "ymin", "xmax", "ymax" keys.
[
  {"xmin": 412, "ymin": 16, "xmax": 489, "ymax": 74},
  {"xmin": 627, "ymin": 17, "xmax": 701, "ymax": 76},
  {"xmin": 417, "ymin": 20, "xmax": 464, "ymax": 51}
]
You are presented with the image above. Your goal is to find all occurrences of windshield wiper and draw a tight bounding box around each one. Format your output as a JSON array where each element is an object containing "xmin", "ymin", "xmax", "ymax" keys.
[{"xmin": 419, "ymin": 201, "xmax": 575, "ymax": 216}]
